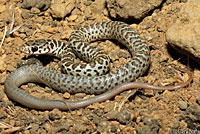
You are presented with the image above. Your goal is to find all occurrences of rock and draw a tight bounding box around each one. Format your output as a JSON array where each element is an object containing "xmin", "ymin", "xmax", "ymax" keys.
[
  {"xmin": 180, "ymin": 105, "xmax": 200, "ymax": 128},
  {"xmin": 97, "ymin": 121, "xmax": 110, "ymax": 133},
  {"xmin": 19, "ymin": 0, "xmax": 51, "ymax": 10},
  {"xmin": 21, "ymin": 9, "xmax": 34, "ymax": 19},
  {"xmin": 178, "ymin": 101, "xmax": 188, "ymax": 110},
  {"xmin": 63, "ymin": 92, "xmax": 71, "ymax": 99},
  {"xmin": 106, "ymin": 110, "xmax": 131, "ymax": 124},
  {"xmin": 48, "ymin": 109, "xmax": 62, "ymax": 121},
  {"xmin": 56, "ymin": 125, "xmax": 69, "ymax": 133},
  {"xmin": 106, "ymin": 0, "xmax": 163, "ymax": 20},
  {"xmin": 111, "ymin": 124, "xmax": 118, "ymax": 133},
  {"xmin": 67, "ymin": 14, "xmax": 78, "ymax": 21},
  {"xmin": 117, "ymin": 110, "xmax": 131, "ymax": 124},
  {"xmin": 31, "ymin": 7, "xmax": 41, "ymax": 14},
  {"xmin": 166, "ymin": 0, "xmax": 200, "ymax": 62},
  {"xmin": 50, "ymin": 0, "xmax": 75, "ymax": 18},
  {"xmin": 138, "ymin": 118, "xmax": 159, "ymax": 134},
  {"xmin": 40, "ymin": 25, "xmax": 57, "ymax": 33}
]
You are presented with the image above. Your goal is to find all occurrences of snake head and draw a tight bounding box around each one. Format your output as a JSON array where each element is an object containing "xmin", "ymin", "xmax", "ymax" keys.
[{"xmin": 19, "ymin": 39, "xmax": 50, "ymax": 55}]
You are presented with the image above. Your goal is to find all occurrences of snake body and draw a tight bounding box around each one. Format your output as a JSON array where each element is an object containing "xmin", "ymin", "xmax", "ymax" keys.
[
  {"xmin": 4, "ymin": 21, "xmax": 191, "ymax": 110},
  {"xmin": 7, "ymin": 21, "xmax": 150, "ymax": 92}
]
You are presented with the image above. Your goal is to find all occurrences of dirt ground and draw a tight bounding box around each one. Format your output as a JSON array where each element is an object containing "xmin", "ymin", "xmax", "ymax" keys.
[{"xmin": 0, "ymin": 0, "xmax": 200, "ymax": 134}]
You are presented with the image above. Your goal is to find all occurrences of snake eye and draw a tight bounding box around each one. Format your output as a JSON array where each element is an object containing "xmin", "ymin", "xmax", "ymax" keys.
[{"xmin": 31, "ymin": 47, "xmax": 38, "ymax": 52}]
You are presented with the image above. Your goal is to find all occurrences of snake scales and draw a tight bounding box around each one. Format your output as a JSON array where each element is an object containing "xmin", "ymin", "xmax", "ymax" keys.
[{"xmin": 4, "ymin": 21, "xmax": 192, "ymax": 110}]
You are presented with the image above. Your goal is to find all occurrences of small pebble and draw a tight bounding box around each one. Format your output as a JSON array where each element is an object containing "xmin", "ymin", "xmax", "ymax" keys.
[
  {"xmin": 74, "ymin": 93, "xmax": 87, "ymax": 98},
  {"xmin": 67, "ymin": 14, "xmax": 78, "ymax": 21},
  {"xmin": 178, "ymin": 101, "xmax": 188, "ymax": 110},
  {"xmin": 63, "ymin": 92, "xmax": 70, "ymax": 99},
  {"xmin": 57, "ymin": 125, "xmax": 69, "ymax": 133},
  {"xmin": 48, "ymin": 109, "xmax": 62, "ymax": 120},
  {"xmin": 111, "ymin": 124, "xmax": 117, "ymax": 133},
  {"xmin": 134, "ymin": 96, "xmax": 143, "ymax": 104},
  {"xmin": 118, "ymin": 110, "xmax": 131, "ymax": 124}
]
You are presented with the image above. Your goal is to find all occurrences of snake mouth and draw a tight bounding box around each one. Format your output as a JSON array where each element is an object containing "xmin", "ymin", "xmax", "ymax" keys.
[
  {"xmin": 19, "ymin": 45, "xmax": 32, "ymax": 54},
  {"xmin": 19, "ymin": 45, "xmax": 27, "ymax": 53}
]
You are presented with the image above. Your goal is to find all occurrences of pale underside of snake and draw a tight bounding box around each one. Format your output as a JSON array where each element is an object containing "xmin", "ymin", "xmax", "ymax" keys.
[{"xmin": 4, "ymin": 21, "xmax": 192, "ymax": 110}]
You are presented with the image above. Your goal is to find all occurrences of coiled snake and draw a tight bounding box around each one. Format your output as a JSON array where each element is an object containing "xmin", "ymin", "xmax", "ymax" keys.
[{"xmin": 4, "ymin": 21, "xmax": 192, "ymax": 110}]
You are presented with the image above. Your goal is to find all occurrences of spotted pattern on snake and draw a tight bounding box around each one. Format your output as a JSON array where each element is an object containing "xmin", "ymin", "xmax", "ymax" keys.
[{"xmin": 4, "ymin": 21, "xmax": 150, "ymax": 109}]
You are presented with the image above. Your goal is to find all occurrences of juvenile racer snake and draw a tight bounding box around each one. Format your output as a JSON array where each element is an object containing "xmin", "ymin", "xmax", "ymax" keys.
[{"xmin": 4, "ymin": 21, "xmax": 192, "ymax": 110}]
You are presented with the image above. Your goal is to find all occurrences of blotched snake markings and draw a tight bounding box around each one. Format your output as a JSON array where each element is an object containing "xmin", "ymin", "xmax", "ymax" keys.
[{"xmin": 4, "ymin": 21, "xmax": 192, "ymax": 110}]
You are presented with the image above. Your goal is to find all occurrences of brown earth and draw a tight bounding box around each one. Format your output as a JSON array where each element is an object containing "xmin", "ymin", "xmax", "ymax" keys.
[{"xmin": 0, "ymin": 0, "xmax": 199, "ymax": 134}]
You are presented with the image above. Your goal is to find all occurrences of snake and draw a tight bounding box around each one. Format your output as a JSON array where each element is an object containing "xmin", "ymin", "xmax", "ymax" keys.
[{"xmin": 4, "ymin": 21, "xmax": 192, "ymax": 110}]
